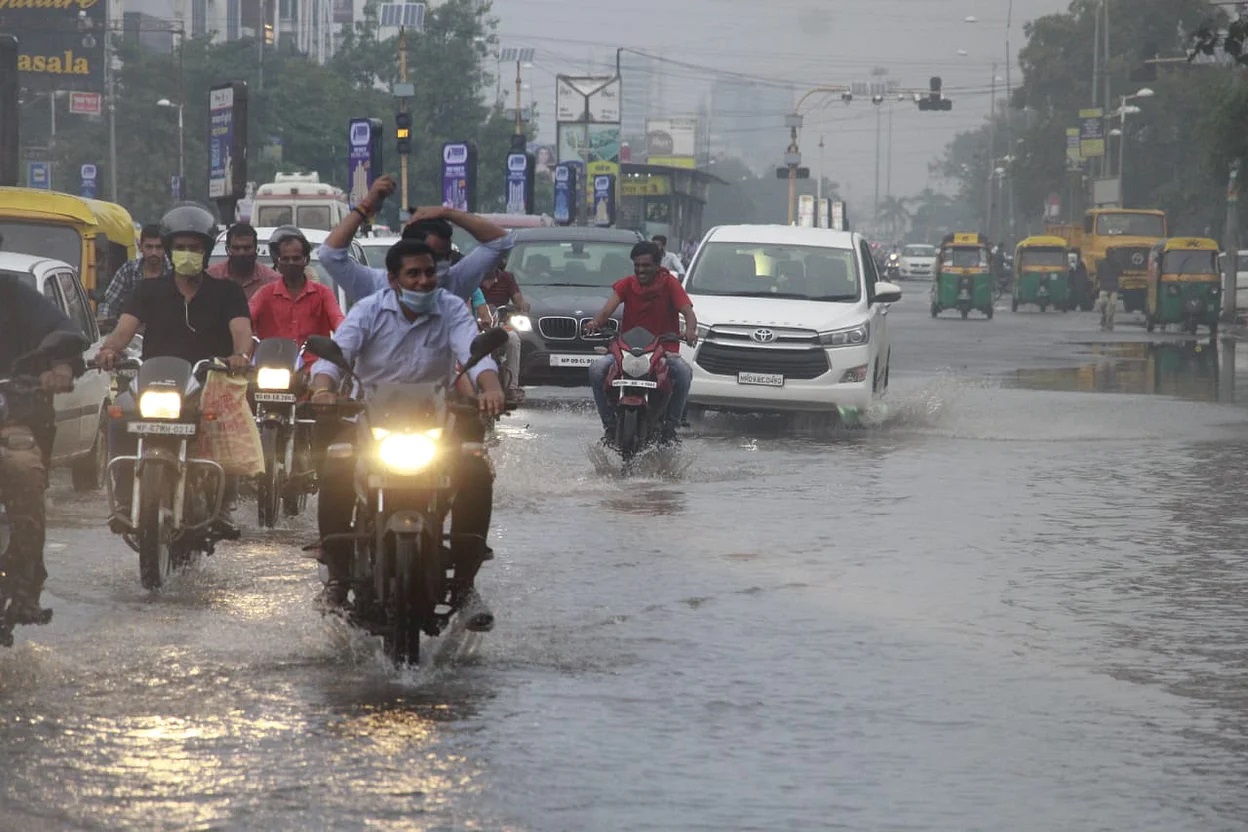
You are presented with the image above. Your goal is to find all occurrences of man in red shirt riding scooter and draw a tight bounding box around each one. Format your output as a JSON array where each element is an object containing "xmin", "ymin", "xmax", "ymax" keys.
[{"xmin": 584, "ymin": 240, "xmax": 698, "ymax": 444}]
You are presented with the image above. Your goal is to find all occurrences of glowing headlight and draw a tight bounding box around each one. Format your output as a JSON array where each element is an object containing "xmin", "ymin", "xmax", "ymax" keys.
[
  {"xmin": 377, "ymin": 432, "xmax": 439, "ymax": 476},
  {"xmin": 138, "ymin": 389, "xmax": 182, "ymax": 420},
  {"xmin": 509, "ymin": 314, "xmax": 532, "ymax": 332},
  {"xmin": 256, "ymin": 367, "xmax": 292, "ymax": 391},
  {"xmin": 373, "ymin": 427, "xmax": 442, "ymax": 441},
  {"xmin": 621, "ymin": 352, "xmax": 652, "ymax": 377}
]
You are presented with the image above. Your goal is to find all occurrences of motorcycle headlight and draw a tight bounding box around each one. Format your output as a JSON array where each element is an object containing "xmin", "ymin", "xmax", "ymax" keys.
[
  {"xmin": 377, "ymin": 431, "xmax": 439, "ymax": 476},
  {"xmin": 621, "ymin": 352, "xmax": 652, "ymax": 378},
  {"xmin": 509, "ymin": 314, "xmax": 532, "ymax": 332},
  {"xmin": 138, "ymin": 389, "xmax": 182, "ymax": 420},
  {"xmin": 819, "ymin": 323, "xmax": 869, "ymax": 347},
  {"xmin": 256, "ymin": 367, "xmax": 292, "ymax": 391}
]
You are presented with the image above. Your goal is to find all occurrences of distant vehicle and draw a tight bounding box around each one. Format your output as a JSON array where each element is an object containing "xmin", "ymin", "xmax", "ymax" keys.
[
  {"xmin": 453, "ymin": 213, "xmax": 555, "ymax": 256},
  {"xmin": 209, "ymin": 227, "xmax": 364, "ymax": 311},
  {"xmin": 356, "ymin": 236, "xmax": 400, "ymax": 270},
  {"xmin": 251, "ymin": 173, "xmax": 349, "ymax": 232},
  {"xmin": 682, "ymin": 224, "xmax": 901, "ymax": 416},
  {"xmin": 0, "ymin": 252, "xmax": 112, "ymax": 489},
  {"xmin": 899, "ymin": 244, "xmax": 937, "ymax": 279}
]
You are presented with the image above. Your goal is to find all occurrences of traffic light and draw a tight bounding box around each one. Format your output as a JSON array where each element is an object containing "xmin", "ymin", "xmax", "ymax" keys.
[
  {"xmin": 263, "ymin": 23, "xmax": 274, "ymax": 46},
  {"xmin": 395, "ymin": 111, "xmax": 412, "ymax": 155},
  {"xmin": 917, "ymin": 76, "xmax": 952, "ymax": 111}
]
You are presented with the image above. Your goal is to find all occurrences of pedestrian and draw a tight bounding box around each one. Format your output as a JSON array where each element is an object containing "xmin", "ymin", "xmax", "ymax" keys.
[{"xmin": 1096, "ymin": 256, "xmax": 1121, "ymax": 331}]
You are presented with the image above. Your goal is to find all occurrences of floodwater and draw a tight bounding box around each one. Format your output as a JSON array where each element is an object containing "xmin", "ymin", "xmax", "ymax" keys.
[{"xmin": 4, "ymin": 300, "xmax": 1248, "ymax": 830}]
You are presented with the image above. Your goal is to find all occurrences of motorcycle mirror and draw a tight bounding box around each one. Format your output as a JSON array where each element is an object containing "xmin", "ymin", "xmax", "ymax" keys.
[
  {"xmin": 305, "ymin": 335, "xmax": 347, "ymax": 369},
  {"xmin": 468, "ymin": 327, "xmax": 509, "ymax": 364}
]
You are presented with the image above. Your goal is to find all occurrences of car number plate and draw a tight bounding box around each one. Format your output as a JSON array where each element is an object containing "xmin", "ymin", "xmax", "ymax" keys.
[
  {"xmin": 958, "ymin": 290, "xmax": 971, "ymax": 299},
  {"xmin": 612, "ymin": 379, "xmax": 658, "ymax": 389},
  {"xmin": 737, "ymin": 372, "xmax": 785, "ymax": 388},
  {"xmin": 128, "ymin": 421, "xmax": 196, "ymax": 436},
  {"xmin": 254, "ymin": 392, "xmax": 297, "ymax": 403},
  {"xmin": 549, "ymin": 354, "xmax": 596, "ymax": 368}
]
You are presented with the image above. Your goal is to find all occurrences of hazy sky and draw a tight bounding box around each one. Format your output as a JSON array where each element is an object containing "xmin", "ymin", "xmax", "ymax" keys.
[{"xmin": 493, "ymin": 0, "xmax": 1073, "ymax": 209}]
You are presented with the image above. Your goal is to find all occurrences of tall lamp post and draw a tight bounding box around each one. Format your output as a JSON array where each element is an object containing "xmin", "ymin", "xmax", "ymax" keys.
[
  {"xmin": 157, "ymin": 98, "xmax": 184, "ymax": 197},
  {"xmin": 1113, "ymin": 87, "xmax": 1153, "ymax": 201}
]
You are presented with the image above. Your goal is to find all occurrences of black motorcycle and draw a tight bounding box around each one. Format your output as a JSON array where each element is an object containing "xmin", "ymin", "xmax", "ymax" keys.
[
  {"xmin": 250, "ymin": 337, "xmax": 315, "ymax": 527},
  {"xmin": 0, "ymin": 330, "xmax": 88, "ymax": 646},
  {"xmin": 307, "ymin": 329, "xmax": 508, "ymax": 666}
]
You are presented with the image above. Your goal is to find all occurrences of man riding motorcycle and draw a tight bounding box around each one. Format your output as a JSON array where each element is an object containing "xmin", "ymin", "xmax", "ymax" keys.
[
  {"xmin": 584, "ymin": 241, "xmax": 698, "ymax": 444},
  {"xmin": 309, "ymin": 238, "xmax": 505, "ymax": 631},
  {"xmin": 479, "ymin": 257, "xmax": 528, "ymax": 403},
  {"xmin": 250, "ymin": 226, "xmax": 345, "ymax": 358},
  {"xmin": 317, "ymin": 174, "xmax": 515, "ymax": 305},
  {"xmin": 94, "ymin": 203, "xmax": 254, "ymax": 518},
  {"xmin": 0, "ymin": 274, "xmax": 84, "ymax": 623}
]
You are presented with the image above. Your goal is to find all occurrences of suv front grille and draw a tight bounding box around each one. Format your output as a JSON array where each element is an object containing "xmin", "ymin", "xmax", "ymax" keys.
[
  {"xmin": 538, "ymin": 316, "xmax": 578, "ymax": 340},
  {"xmin": 696, "ymin": 342, "xmax": 830, "ymax": 380}
]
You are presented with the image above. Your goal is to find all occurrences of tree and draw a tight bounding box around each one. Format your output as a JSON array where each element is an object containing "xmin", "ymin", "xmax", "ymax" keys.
[{"xmin": 875, "ymin": 195, "xmax": 911, "ymax": 241}]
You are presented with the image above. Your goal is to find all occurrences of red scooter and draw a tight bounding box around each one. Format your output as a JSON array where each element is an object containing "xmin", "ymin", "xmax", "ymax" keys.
[{"xmin": 597, "ymin": 327, "xmax": 680, "ymax": 462}]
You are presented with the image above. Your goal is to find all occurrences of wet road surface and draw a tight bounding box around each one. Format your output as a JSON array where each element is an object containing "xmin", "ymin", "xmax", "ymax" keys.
[{"xmin": 5, "ymin": 292, "xmax": 1248, "ymax": 830}]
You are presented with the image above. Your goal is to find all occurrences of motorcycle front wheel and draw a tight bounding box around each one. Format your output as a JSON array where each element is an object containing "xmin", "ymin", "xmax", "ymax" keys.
[
  {"xmin": 385, "ymin": 532, "xmax": 434, "ymax": 666},
  {"xmin": 616, "ymin": 407, "xmax": 642, "ymax": 462},
  {"xmin": 257, "ymin": 424, "xmax": 281, "ymax": 528},
  {"xmin": 138, "ymin": 463, "xmax": 173, "ymax": 590}
]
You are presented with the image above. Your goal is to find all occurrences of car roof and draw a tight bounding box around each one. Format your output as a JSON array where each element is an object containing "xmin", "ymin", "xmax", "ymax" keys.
[
  {"xmin": 0, "ymin": 252, "xmax": 72, "ymax": 274},
  {"xmin": 704, "ymin": 224, "xmax": 858, "ymax": 248},
  {"xmin": 513, "ymin": 226, "xmax": 645, "ymax": 243}
]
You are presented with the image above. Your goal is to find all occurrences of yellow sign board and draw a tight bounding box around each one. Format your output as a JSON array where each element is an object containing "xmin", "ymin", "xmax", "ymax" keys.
[
  {"xmin": 951, "ymin": 232, "xmax": 983, "ymax": 246},
  {"xmin": 646, "ymin": 155, "xmax": 696, "ymax": 169},
  {"xmin": 620, "ymin": 175, "xmax": 672, "ymax": 197}
]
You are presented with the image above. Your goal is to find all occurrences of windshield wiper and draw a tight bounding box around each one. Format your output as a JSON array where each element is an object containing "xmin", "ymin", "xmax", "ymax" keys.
[
  {"xmin": 808, "ymin": 294, "xmax": 858, "ymax": 302},
  {"xmin": 696, "ymin": 290, "xmax": 807, "ymax": 299}
]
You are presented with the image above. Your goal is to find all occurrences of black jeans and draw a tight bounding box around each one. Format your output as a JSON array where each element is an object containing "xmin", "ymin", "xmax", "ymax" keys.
[{"xmin": 314, "ymin": 417, "xmax": 494, "ymax": 589}]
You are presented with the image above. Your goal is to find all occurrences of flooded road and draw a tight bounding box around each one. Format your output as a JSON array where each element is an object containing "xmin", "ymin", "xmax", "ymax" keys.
[{"xmin": 5, "ymin": 296, "xmax": 1248, "ymax": 830}]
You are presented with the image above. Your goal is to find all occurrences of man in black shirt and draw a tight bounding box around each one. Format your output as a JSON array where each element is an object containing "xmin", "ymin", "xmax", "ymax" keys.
[{"xmin": 0, "ymin": 275, "xmax": 85, "ymax": 623}]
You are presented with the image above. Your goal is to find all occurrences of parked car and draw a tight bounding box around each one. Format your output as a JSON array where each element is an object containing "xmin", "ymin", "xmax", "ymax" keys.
[
  {"xmin": 507, "ymin": 226, "xmax": 644, "ymax": 386},
  {"xmin": 356, "ymin": 235, "xmax": 400, "ymax": 270},
  {"xmin": 0, "ymin": 252, "xmax": 112, "ymax": 490},
  {"xmin": 209, "ymin": 227, "xmax": 362, "ymax": 311},
  {"xmin": 682, "ymin": 225, "xmax": 901, "ymax": 414},
  {"xmin": 899, "ymin": 243, "xmax": 937, "ymax": 279}
]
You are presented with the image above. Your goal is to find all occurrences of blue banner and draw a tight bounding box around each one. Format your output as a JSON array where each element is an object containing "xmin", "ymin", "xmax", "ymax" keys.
[
  {"xmin": 553, "ymin": 163, "xmax": 578, "ymax": 225},
  {"xmin": 592, "ymin": 174, "xmax": 615, "ymax": 227},
  {"xmin": 80, "ymin": 163, "xmax": 97, "ymax": 198},
  {"xmin": 442, "ymin": 142, "xmax": 472, "ymax": 212},
  {"xmin": 348, "ymin": 118, "xmax": 381, "ymax": 208},
  {"xmin": 27, "ymin": 161, "xmax": 50, "ymax": 190},
  {"xmin": 505, "ymin": 151, "xmax": 533, "ymax": 215},
  {"xmin": 208, "ymin": 86, "xmax": 234, "ymax": 199}
]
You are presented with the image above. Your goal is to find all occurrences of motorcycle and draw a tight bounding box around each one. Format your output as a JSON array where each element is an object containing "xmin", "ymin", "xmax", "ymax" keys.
[
  {"xmin": 0, "ymin": 330, "xmax": 88, "ymax": 646},
  {"xmin": 250, "ymin": 337, "xmax": 316, "ymax": 527},
  {"xmin": 885, "ymin": 252, "xmax": 902, "ymax": 281},
  {"xmin": 306, "ymin": 328, "xmax": 509, "ymax": 666},
  {"xmin": 595, "ymin": 326, "xmax": 679, "ymax": 463},
  {"xmin": 104, "ymin": 356, "xmax": 238, "ymax": 589}
]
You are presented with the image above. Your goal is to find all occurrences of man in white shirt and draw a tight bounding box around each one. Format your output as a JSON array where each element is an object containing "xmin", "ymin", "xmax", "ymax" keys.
[{"xmin": 652, "ymin": 234, "xmax": 686, "ymax": 276}]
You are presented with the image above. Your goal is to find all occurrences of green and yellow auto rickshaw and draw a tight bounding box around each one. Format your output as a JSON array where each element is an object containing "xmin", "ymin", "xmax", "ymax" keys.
[
  {"xmin": 931, "ymin": 232, "xmax": 994, "ymax": 319},
  {"xmin": 1145, "ymin": 237, "xmax": 1222, "ymax": 338},
  {"xmin": 1012, "ymin": 235, "xmax": 1072, "ymax": 313}
]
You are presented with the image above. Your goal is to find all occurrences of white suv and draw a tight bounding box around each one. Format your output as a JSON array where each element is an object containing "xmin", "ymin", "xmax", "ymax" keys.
[
  {"xmin": 899, "ymin": 243, "xmax": 937, "ymax": 279},
  {"xmin": 683, "ymin": 225, "xmax": 901, "ymax": 414}
]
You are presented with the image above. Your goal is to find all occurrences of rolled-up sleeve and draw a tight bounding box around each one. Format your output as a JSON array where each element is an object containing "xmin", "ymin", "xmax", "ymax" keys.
[
  {"xmin": 446, "ymin": 299, "xmax": 498, "ymax": 385},
  {"xmin": 310, "ymin": 298, "xmax": 370, "ymax": 384},
  {"xmin": 316, "ymin": 243, "xmax": 387, "ymax": 303},
  {"xmin": 443, "ymin": 233, "xmax": 516, "ymax": 301}
]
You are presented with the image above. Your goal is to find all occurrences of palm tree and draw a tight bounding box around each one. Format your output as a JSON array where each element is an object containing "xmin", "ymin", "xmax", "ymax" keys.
[{"xmin": 875, "ymin": 195, "xmax": 912, "ymax": 242}]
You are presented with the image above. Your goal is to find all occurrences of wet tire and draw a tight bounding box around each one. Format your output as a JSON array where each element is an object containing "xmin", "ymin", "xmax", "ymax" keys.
[
  {"xmin": 616, "ymin": 408, "xmax": 642, "ymax": 463},
  {"xmin": 385, "ymin": 533, "xmax": 424, "ymax": 667},
  {"xmin": 257, "ymin": 425, "xmax": 280, "ymax": 528},
  {"xmin": 71, "ymin": 413, "xmax": 108, "ymax": 492},
  {"xmin": 1146, "ymin": 315, "xmax": 1156, "ymax": 333},
  {"xmin": 1039, "ymin": 302, "xmax": 1048, "ymax": 313},
  {"xmin": 1011, "ymin": 297, "xmax": 1019, "ymax": 313},
  {"xmin": 930, "ymin": 304, "xmax": 939, "ymax": 318},
  {"xmin": 138, "ymin": 463, "xmax": 172, "ymax": 590},
  {"xmin": 960, "ymin": 309, "xmax": 969, "ymax": 320},
  {"xmin": 985, "ymin": 305, "xmax": 994, "ymax": 320}
]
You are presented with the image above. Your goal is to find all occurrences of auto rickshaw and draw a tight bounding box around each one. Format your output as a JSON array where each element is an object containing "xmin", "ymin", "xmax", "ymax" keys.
[
  {"xmin": 931, "ymin": 232, "xmax": 994, "ymax": 319},
  {"xmin": 1012, "ymin": 236, "xmax": 1072, "ymax": 312},
  {"xmin": 1145, "ymin": 237, "xmax": 1222, "ymax": 338}
]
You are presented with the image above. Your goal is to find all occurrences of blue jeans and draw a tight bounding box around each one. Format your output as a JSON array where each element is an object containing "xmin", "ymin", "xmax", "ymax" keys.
[{"xmin": 588, "ymin": 353, "xmax": 692, "ymax": 430}]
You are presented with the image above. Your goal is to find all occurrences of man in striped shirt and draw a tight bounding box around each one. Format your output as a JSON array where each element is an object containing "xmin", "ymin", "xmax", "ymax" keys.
[{"xmin": 96, "ymin": 224, "xmax": 168, "ymax": 326}]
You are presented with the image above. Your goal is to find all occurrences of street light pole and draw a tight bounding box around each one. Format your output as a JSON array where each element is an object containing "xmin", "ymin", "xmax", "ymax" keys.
[{"xmin": 784, "ymin": 112, "xmax": 802, "ymax": 225}]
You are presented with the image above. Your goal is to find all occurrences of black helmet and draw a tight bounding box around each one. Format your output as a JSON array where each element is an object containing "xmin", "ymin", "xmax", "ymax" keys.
[
  {"xmin": 268, "ymin": 225, "xmax": 310, "ymax": 261},
  {"xmin": 160, "ymin": 202, "xmax": 219, "ymax": 268}
]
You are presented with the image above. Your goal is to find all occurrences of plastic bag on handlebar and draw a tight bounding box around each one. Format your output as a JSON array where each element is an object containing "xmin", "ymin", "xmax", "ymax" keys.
[{"xmin": 192, "ymin": 371, "xmax": 265, "ymax": 476}]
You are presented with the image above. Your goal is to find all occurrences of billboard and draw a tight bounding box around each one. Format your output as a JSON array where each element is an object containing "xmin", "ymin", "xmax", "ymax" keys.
[
  {"xmin": 441, "ymin": 141, "xmax": 477, "ymax": 212},
  {"xmin": 557, "ymin": 123, "xmax": 620, "ymax": 166},
  {"xmin": 555, "ymin": 76, "xmax": 621, "ymax": 123},
  {"xmin": 1065, "ymin": 127, "xmax": 1082, "ymax": 164},
  {"xmin": 208, "ymin": 83, "xmax": 248, "ymax": 201},
  {"xmin": 332, "ymin": 0, "xmax": 353, "ymax": 23},
  {"xmin": 347, "ymin": 118, "xmax": 382, "ymax": 208},
  {"xmin": 798, "ymin": 194, "xmax": 815, "ymax": 228},
  {"xmin": 6, "ymin": 0, "xmax": 107, "ymax": 93},
  {"xmin": 1079, "ymin": 108, "xmax": 1104, "ymax": 159},
  {"xmin": 592, "ymin": 174, "xmax": 615, "ymax": 227},
  {"xmin": 553, "ymin": 163, "xmax": 578, "ymax": 225},
  {"xmin": 505, "ymin": 151, "xmax": 534, "ymax": 215},
  {"xmin": 645, "ymin": 117, "xmax": 698, "ymax": 168}
]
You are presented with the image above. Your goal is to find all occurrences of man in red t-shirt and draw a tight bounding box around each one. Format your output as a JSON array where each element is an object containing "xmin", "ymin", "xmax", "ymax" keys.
[
  {"xmin": 250, "ymin": 228, "xmax": 345, "ymax": 364},
  {"xmin": 585, "ymin": 240, "xmax": 698, "ymax": 442}
]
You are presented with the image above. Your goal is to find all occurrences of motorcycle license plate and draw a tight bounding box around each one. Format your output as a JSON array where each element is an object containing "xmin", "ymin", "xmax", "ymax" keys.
[
  {"xmin": 737, "ymin": 372, "xmax": 785, "ymax": 387},
  {"xmin": 611, "ymin": 379, "xmax": 658, "ymax": 389},
  {"xmin": 255, "ymin": 392, "xmax": 297, "ymax": 403},
  {"xmin": 128, "ymin": 421, "xmax": 196, "ymax": 436},
  {"xmin": 549, "ymin": 354, "xmax": 596, "ymax": 368},
  {"xmin": 958, "ymin": 290, "xmax": 971, "ymax": 300}
]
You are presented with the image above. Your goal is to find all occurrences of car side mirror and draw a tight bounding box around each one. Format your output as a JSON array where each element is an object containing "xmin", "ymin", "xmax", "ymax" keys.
[
  {"xmin": 305, "ymin": 335, "xmax": 348, "ymax": 370},
  {"xmin": 874, "ymin": 281, "xmax": 902, "ymax": 304}
]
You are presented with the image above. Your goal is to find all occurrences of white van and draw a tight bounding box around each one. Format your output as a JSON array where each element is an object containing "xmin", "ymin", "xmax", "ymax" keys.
[{"xmin": 250, "ymin": 173, "xmax": 349, "ymax": 232}]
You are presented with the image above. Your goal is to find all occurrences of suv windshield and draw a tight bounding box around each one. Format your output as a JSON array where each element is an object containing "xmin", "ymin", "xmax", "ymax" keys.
[
  {"xmin": 687, "ymin": 242, "xmax": 861, "ymax": 301},
  {"xmin": 510, "ymin": 240, "xmax": 637, "ymax": 288},
  {"xmin": 903, "ymin": 245, "xmax": 935, "ymax": 258},
  {"xmin": 0, "ymin": 221, "xmax": 81, "ymax": 270}
]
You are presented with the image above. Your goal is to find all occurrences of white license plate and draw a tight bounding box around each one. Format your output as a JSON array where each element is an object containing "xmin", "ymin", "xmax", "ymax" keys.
[
  {"xmin": 612, "ymin": 379, "xmax": 658, "ymax": 389},
  {"xmin": 254, "ymin": 392, "xmax": 297, "ymax": 403},
  {"xmin": 958, "ymin": 291, "xmax": 971, "ymax": 299},
  {"xmin": 128, "ymin": 421, "xmax": 196, "ymax": 436},
  {"xmin": 549, "ymin": 354, "xmax": 597, "ymax": 368},
  {"xmin": 737, "ymin": 372, "xmax": 785, "ymax": 388}
]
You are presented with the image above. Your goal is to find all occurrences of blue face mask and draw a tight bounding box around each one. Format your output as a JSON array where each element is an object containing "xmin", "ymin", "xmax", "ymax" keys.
[{"xmin": 397, "ymin": 287, "xmax": 441, "ymax": 316}]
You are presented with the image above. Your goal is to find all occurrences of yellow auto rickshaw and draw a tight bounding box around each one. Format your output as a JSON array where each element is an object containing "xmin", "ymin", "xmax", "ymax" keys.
[
  {"xmin": 931, "ymin": 232, "xmax": 995, "ymax": 319},
  {"xmin": 0, "ymin": 188, "xmax": 136, "ymax": 304},
  {"xmin": 1012, "ymin": 235, "xmax": 1072, "ymax": 313},
  {"xmin": 1144, "ymin": 237, "xmax": 1222, "ymax": 338}
]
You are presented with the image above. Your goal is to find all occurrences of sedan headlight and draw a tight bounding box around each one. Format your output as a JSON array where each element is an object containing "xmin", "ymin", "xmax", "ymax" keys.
[
  {"xmin": 621, "ymin": 352, "xmax": 651, "ymax": 378},
  {"xmin": 509, "ymin": 314, "xmax": 532, "ymax": 332},
  {"xmin": 256, "ymin": 367, "xmax": 292, "ymax": 391},
  {"xmin": 377, "ymin": 431, "xmax": 439, "ymax": 476},
  {"xmin": 818, "ymin": 322, "xmax": 869, "ymax": 347},
  {"xmin": 138, "ymin": 389, "xmax": 182, "ymax": 420}
]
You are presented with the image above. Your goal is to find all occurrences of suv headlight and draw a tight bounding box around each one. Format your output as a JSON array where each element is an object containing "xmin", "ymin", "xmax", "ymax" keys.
[
  {"xmin": 377, "ymin": 431, "xmax": 439, "ymax": 475},
  {"xmin": 138, "ymin": 389, "xmax": 182, "ymax": 420},
  {"xmin": 509, "ymin": 314, "xmax": 532, "ymax": 332},
  {"xmin": 621, "ymin": 352, "xmax": 651, "ymax": 377},
  {"xmin": 256, "ymin": 367, "xmax": 292, "ymax": 391},
  {"xmin": 695, "ymin": 323, "xmax": 711, "ymax": 340},
  {"xmin": 818, "ymin": 323, "xmax": 869, "ymax": 347}
]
